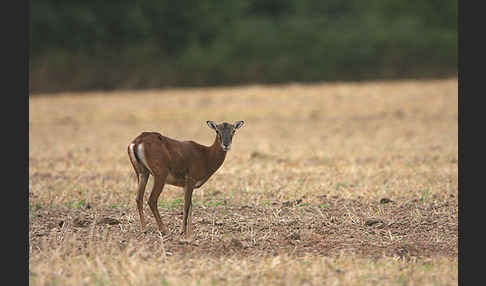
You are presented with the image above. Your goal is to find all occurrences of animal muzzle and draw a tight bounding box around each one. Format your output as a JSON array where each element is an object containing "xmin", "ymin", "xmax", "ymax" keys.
[{"xmin": 221, "ymin": 144, "xmax": 231, "ymax": 151}]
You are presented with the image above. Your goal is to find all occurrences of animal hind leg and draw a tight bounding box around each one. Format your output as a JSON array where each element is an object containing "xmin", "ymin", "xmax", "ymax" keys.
[
  {"xmin": 147, "ymin": 172, "xmax": 168, "ymax": 234},
  {"xmin": 129, "ymin": 143, "xmax": 150, "ymax": 231},
  {"xmin": 136, "ymin": 172, "xmax": 149, "ymax": 231}
]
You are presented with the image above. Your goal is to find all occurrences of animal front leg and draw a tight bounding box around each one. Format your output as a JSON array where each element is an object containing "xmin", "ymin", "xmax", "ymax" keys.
[{"xmin": 181, "ymin": 180, "xmax": 195, "ymax": 240}]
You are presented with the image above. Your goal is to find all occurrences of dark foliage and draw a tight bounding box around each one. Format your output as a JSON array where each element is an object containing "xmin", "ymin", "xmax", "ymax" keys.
[{"xmin": 30, "ymin": 0, "xmax": 457, "ymax": 93}]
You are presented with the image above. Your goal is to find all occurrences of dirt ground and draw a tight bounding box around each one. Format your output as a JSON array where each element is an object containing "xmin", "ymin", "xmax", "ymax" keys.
[{"xmin": 29, "ymin": 192, "xmax": 457, "ymax": 259}]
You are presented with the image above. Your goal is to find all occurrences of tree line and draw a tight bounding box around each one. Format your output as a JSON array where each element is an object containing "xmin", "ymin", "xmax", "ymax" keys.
[{"xmin": 30, "ymin": 0, "xmax": 457, "ymax": 93}]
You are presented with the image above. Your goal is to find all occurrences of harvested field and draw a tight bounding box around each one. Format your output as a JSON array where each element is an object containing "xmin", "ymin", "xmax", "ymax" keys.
[{"xmin": 29, "ymin": 78, "xmax": 458, "ymax": 285}]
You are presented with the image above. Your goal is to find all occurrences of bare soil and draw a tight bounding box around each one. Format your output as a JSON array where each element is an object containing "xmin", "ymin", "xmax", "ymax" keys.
[{"xmin": 29, "ymin": 194, "xmax": 457, "ymax": 260}]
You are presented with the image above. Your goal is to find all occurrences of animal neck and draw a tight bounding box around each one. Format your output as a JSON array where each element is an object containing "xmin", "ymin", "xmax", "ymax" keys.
[{"xmin": 208, "ymin": 136, "xmax": 227, "ymax": 173}]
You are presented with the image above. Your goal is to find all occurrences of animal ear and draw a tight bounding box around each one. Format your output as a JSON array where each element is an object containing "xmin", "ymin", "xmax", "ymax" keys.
[
  {"xmin": 234, "ymin": 120, "xmax": 245, "ymax": 129},
  {"xmin": 207, "ymin": 120, "xmax": 218, "ymax": 131}
]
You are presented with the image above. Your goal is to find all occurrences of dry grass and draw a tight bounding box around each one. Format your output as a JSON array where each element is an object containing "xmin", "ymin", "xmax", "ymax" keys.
[{"xmin": 29, "ymin": 78, "xmax": 458, "ymax": 285}]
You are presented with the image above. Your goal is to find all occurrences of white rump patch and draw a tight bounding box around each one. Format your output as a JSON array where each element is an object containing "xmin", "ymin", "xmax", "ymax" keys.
[
  {"xmin": 128, "ymin": 144, "xmax": 137, "ymax": 166},
  {"xmin": 137, "ymin": 143, "xmax": 154, "ymax": 175}
]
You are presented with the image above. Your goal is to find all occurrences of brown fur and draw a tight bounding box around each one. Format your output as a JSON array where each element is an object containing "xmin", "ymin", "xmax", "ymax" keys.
[{"xmin": 128, "ymin": 122, "xmax": 243, "ymax": 239}]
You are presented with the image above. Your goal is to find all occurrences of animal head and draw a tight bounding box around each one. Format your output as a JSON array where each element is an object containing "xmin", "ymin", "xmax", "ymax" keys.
[{"xmin": 207, "ymin": 120, "xmax": 245, "ymax": 151}]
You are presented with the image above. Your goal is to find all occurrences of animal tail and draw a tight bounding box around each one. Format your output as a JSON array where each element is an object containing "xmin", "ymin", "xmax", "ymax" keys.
[{"xmin": 128, "ymin": 143, "xmax": 141, "ymax": 184}]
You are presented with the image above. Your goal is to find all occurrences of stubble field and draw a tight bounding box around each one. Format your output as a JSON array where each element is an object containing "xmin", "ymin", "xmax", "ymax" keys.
[{"xmin": 29, "ymin": 78, "xmax": 458, "ymax": 285}]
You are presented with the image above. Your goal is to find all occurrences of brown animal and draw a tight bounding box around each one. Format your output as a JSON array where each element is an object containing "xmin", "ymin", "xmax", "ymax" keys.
[{"xmin": 128, "ymin": 120, "xmax": 244, "ymax": 239}]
